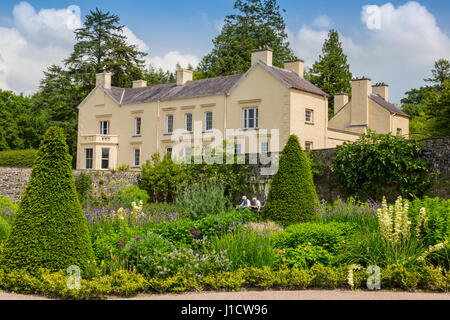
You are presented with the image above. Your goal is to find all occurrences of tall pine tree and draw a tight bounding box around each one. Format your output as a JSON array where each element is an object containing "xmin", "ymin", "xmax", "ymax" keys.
[
  {"xmin": 306, "ymin": 30, "xmax": 352, "ymax": 119},
  {"xmin": 196, "ymin": 0, "xmax": 293, "ymax": 79}
]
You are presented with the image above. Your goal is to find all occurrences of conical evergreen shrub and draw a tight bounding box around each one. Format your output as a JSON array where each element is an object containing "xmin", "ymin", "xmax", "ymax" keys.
[
  {"xmin": 1, "ymin": 127, "xmax": 93, "ymax": 272},
  {"xmin": 263, "ymin": 135, "xmax": 318, "ymax": 226}
]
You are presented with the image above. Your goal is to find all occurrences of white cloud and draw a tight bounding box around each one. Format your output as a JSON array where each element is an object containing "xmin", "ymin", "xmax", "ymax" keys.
[
  {"xmin": 312, "ymin": 14, "xmax": 332, "ymax": 29},
  {"xmin": 289, "ymin": 2, "xmax": 450, "ymax": 103},
  {"xmin": 0, "ymin": 2, "xmax": 82, "ymax": 94},
  {"xmin": 147, "ymin": 51, "xmax": 200, "ymax": 72},
  {"xmin": 122, "ymin": 26, "xmax": 149, "ymax": 52}
]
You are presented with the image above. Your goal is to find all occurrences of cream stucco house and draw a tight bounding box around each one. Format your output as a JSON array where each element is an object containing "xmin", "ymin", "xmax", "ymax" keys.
[{"xmin": 76, "ymin": 47, "xmax": 409, "ymax": 170}]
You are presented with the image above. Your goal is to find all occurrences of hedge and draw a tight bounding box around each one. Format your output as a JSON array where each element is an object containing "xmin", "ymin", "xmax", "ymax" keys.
[
  {"xmin": 0, "ymin": 264, "xmax": 447, "ymax": 299},
  {"xmin": 0, "ymin": 149, "xmax": 36, "ymax": 168}
]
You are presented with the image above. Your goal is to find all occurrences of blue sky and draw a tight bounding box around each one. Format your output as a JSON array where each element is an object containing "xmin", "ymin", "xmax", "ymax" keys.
[{"xmin": 0, "ymin": 1, "xmax": 449, "ymax": 103}]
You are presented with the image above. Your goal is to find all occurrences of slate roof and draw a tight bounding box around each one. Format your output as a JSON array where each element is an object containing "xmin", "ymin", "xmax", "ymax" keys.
[
  {"xmin": 102, "ymin": 61, "xmax": 328, "ymax": 106},
  {"xmin": 369, "ymin": 94, "xmax": 409, "ymax": 117}
]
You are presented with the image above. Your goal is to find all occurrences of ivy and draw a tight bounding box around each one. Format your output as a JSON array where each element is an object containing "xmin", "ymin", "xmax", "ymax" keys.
[{"xmin": 331, "ymin": 130, "xmax": 432, "ymax": 201}]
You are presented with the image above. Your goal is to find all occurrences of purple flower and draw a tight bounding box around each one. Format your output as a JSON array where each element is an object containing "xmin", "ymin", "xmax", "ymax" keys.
[
  {"xmin": 130, "ymin": 248, "xmax": 134, "ymax": 252},
  {"xmin": 118, "ymin": 243, "xmax": 124, "ymax": 249},
  {"xmin": 136, "ymin": 237, "xmax": 141, "ymax": 242}
]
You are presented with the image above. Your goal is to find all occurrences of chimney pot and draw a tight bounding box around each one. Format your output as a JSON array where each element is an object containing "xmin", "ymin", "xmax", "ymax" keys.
[{"xmin": 372, "ymin": 82, "xmax": 389, "ymax": 101}]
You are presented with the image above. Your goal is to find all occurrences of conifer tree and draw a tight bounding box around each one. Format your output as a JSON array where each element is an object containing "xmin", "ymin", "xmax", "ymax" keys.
[
  {"xmin": 263, "ymin": 135, "xmax": 318, "ymax": 226},
  {"xmin": 196, "ymin": 0, "xmax": 293, "ymax": 78},
  {"xmin": 1, "ymin": 127, "xmax": 94, "ymax": 272},
  {"xmin": 306, "ymin": 30, "xmax": 352, "ymax": 119}
]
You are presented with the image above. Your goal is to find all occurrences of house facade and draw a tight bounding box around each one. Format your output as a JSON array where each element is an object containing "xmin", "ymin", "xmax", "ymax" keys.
[{"xmin": 76, "ymin": 47, "xmax": 409, "ymax": 170}]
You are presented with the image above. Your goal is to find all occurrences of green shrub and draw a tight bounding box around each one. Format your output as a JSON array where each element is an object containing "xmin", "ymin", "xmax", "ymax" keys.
[
  {"xmin": 176, "ymin": 179, "xmax": 231, "ymax": 220},
  {"xmin": 110, "ymin": 185, "xmax": 150, "ymax": 209},
  {"xmin": 263, "ymin": 135, "xmax": 318, "ymax": 226},
  {"xmin": 272, "ymin": 222, "xmax": 356, "ymax": 253},
  {"xmin": 141, "ymin": 153, "xmax": 186, "ymax": 202},
  {"xmin": 74, "ymin": 172, "xmax": 92, "ymax": 205},
  {"xmin": 0, "ymin": 217, "xmax": 11, "ymax": 243},
  {"xmin": 0, "ymin": 127, "xmax": 94, "ymax": 273},
  {"xmin": 331, "ymin": 130, "xmax": 432, "ymax": 201},
  {"xmin": 279, "ymin": 244, "xmax": 334, "ymax": 269},
  {"xmin": 143, "ymin": 202, "xmax": 184, "ymax": 216},
  {"xmin": 0, "ymin": 149, "xmax": 36, "ymax": 168}
]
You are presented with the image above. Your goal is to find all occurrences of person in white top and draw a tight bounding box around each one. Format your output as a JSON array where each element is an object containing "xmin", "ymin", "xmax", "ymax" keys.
[{"xmin": 251, "ymin": 197, "xmax": 262, "ymax": 212}]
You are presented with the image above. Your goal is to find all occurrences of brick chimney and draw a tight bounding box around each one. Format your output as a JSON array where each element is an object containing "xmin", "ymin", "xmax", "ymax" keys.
[
  {"xmin": 251, "ymin": 46, "xmax": 273, "ymax": 67},
  {"xmin": 284, "ymin": 57, "xmax": 304, "ymax": 77},
  {"xmin": 372, "ymin": 82, "xmax": 389, "ymax": 101},
  {"xmin": 176, "ymin": 68, "xmax": 193, "ymax": 86},
  {"xmin": 96, "ymin": 72, "xmax": 111, "ymax": 90},
  {"xmin": 350, "ymin": 77, "xmax": 371, "ymax": 126},
  {"xmin": 133, "ymin": 80, "xmax": 147, "ymax": 88},
  {"xmin": 334, "ymin": 93, "xmax": 349, "ymax": 114}
]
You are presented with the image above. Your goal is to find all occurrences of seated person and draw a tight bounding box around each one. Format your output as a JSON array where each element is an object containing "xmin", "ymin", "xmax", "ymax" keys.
[
  {"xmin": 251, "ymin": 197, "xmax": 262, "ymax": 212},
  {"xmin": 236, "ymin": 196, "xmax": 251, "ymax": 210}
]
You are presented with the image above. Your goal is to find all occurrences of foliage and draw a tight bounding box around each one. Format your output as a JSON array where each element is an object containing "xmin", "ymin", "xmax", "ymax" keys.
[
  {"xmin": 0, "ymin": 196, "xmax": 18, "ymax": 214},
  {"xmin": 0, "ymin": 217, "xmax": 11, "ymax": 244},
  {"xmin": 196, "ymin": 0, "xmax": 293, "ymax": 79},
  {"xmin": 331, "ymin": 130, "xmax": 432, "ymax": 201},
  {"xmin": 408, "ymin": 197, "xmax": 450, "ymax": 245},
  {"xmin": 0, "ymin": 90, "xmax": 49, "ymax": 152},
  {"xmin": 402, "ymin": 59, "xmax": 450, "ymax": 138},
  {"xmin": 74, "ymin": 172, "xmax": 92, "ymax": 205},
  {"xmin": 211, "ymin": 227, "xmax": 277, "ymax": 270},
  {"xmin": 263, "ymin": 135, "xmax": 318, "ymax": 226},
  {"xmin": 143, "ymin": 64, "xmax": 176, "ymax": 85},
  {"xmin": 141, "ymin": 153, "xmax": 187, "ymax": 202},
  {"xmin": 65, "ymin": 8, "xmax": 146, "ymax": 89},
  {"xmin": 279, "ymin": 244, "xmax": 334, "ymax": 269},
  {"xmin": 0, "ymin": 149, "xmax": 36, "ymax": 168},
  {"xmin": 305, "ymin": 30, "xmax": 352, "ymax": 118},
  {"xmin": 110, "ymin": 185, "xmax": 150, "ymax": 209},
  {"xmin": 272, "ymin": 221, "xmax": 356, "ymax": 253},
  {"xmin": 338, "ymin": 196, "xmax": 448, "ymax": 268},
  {"xmin": 176, "ymin": 179, "xmax": 231, "ymax": 220},
  {"xmin": 1, "ymin": 127, "xmax": 94, "ymax": 273}
]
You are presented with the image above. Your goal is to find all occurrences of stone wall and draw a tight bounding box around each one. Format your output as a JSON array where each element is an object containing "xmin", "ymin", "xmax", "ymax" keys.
[
  {"xmin": 1, "ymin": 137, "xmax": 448, "ymax": 202},
  {"xmin": 0, "ymin": 168, "xmax": 141, "ymax": 202}
]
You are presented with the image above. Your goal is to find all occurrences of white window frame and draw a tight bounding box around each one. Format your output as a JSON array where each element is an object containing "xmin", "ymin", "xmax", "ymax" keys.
[
  {"xmin": 99, "ymin": 120, "xmax": 110, "ymax": 135},
  {"xmin": 305, "ymin": 109, "xmax": 314, "ymax": 124},
  {"xmin": 185, "ymin": 113, "xmax": 193, "ymax": 132},
  {"xmin": 135, "ymin": 117, "xmax": 142, "ymax": 136},
  {"xmin": 243, "ymin": 107, "xmax": 258, "ymax": 129},
  {"xmin": 305, "ymin": 141, "xmax": 313, "ymax": 151},
  {"xmin": 205, "ymin": 112, "xmax": 213, "ymax": 132},
  {"xmin": 260, "ymin": 141, "xmax": 269, "ymax": 153},
  {"xmin": 85, "ymin": 148, "xmax": 93, "ymax": 170},
  {"xmin": 133, "ymin": 148, "xmax": 140, "ymax": 167},
  {"xmin": 101, "ymin": 148, "xmax": 110, "ymax": 170},
  {"xmin": 166, "ymin": 114, "xmax": 174, "ymax": 134}
]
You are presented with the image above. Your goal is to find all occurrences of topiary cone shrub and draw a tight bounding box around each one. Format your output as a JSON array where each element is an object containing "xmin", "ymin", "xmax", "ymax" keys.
[
  {"xmin": 1, "ymin": 127, "xmax": 93, "ymax": 273},
  {"xmin": 263, "ymin": 135, "xmax": 319, "ymax": 226}
]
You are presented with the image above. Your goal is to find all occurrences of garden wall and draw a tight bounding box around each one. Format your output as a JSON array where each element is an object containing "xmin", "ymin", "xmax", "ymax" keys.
[{"xmin": 1, "ymin": 137, "xmax": 448, "ymax": 203}]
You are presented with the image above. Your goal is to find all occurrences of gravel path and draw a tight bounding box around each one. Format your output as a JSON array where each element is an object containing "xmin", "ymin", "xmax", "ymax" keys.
[{"xmin": 1, "ymin": 289, "xmax": 449, "ymax": 300}]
